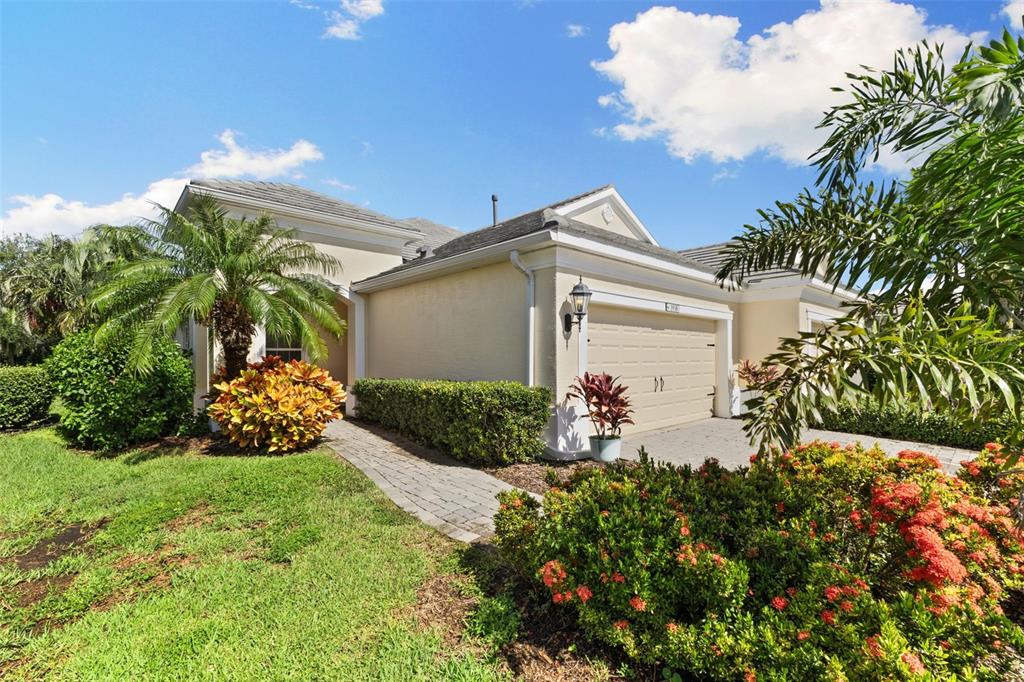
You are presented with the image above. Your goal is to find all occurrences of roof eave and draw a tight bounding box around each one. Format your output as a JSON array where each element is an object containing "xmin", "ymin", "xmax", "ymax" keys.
[{"xmin": 184, "ymin": 183, "xmax": 424, "ymax": 241}]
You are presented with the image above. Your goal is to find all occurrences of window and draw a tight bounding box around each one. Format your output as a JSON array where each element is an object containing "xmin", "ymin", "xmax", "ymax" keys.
[{"xmin": 266, "ymin": 332, "xmax": 303, "ymax": 362}]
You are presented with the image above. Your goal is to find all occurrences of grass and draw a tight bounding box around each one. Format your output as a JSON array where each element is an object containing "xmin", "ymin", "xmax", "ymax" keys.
[{"xmin": 0, "ymin": 428, "xmax": 507, "ymax": 681}]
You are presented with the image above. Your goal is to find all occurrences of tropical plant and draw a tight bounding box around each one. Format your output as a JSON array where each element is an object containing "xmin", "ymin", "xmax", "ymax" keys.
[
  {"xmin": 0, "ymin": 232, "xmax": 126, "ymax": 363},
  {"xmin": 208, "ymin": 355, "xmax": 345, "ymax": 453},
  {"xmin": 736, "ymin": 359, "xmax": 779, "ymax": 388},
  {"xmin": 495, "ymin": 442, "xmax": 1024, "ymax": 679},
  {"xmin": 716, "ymin": 29, "xmax": 1024, "ymax": 456},
  {"xmin": 91, "ymin": 194, "xmax": 346, "ymax": 381},
  {"xmin": 567, "ymin": 372, "xmax": 635, "ymax": 439}
]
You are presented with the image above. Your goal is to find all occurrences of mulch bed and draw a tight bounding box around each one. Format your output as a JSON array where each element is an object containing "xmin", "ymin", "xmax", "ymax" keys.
[{"xmin": 486, "ymin": 459, "xmax": 635, "ymax": 496}]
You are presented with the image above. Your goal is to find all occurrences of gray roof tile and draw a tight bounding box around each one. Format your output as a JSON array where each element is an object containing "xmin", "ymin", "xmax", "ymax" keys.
[
  {"xmin": 398, "ymin": 217, "xmax": 463, "ymax": 260},
  {"xmin": 355, "ymin": 185, "xmax": 723, "ymax": 286},
  {"xmin": 677, "ymin": 241, "xmax": 798, "ymax": 281},
  {"xmin": 189, "ymin": 179, "xmax": 420, "ymax": 235}
]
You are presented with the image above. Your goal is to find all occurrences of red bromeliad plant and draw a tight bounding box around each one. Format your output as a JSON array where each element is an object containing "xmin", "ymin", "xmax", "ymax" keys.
[{"xmin": 567, "ymin": 372, "xmax": 635, "ymax": 439}]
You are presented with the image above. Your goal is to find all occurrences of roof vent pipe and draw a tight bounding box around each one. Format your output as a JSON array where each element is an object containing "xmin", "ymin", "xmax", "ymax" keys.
[{"xmin": 491, "ymin": 194, "xmax": 498, "ymax": 226}]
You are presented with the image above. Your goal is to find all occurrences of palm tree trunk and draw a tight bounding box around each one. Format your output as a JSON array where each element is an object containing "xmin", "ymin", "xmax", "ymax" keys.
[{"xmin": 212, "ymin": 299, "xmax": 255, "ymax": 381}]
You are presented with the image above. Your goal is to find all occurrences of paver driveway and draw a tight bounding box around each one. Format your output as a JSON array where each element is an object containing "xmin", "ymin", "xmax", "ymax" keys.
[{"xmin": 621, "ymin": 417, "xmax": 977, "ymax": 473}]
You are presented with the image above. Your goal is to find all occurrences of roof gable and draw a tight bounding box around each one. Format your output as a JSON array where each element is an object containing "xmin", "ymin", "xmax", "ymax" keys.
[{"xmin": 550, "ymin": 185, "xmax": 659, "ymax": 246}]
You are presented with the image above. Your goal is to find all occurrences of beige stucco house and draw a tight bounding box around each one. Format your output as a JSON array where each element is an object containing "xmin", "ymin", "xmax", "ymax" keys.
[{"xmin": 176, "ymin": 180, "xmax": 853, "ymax": 459}]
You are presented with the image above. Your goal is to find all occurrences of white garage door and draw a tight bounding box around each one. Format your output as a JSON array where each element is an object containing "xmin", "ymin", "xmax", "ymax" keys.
[{"xmin": 587, "ymin": 305, "xmax": 716, "ymax": 434}]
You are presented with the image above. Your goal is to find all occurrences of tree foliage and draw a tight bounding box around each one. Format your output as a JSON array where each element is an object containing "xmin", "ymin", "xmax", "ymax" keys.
[
  {"xmin": 0, "ymin": 232, "xmax": 129, "ymax": 363},
  {"xmin": 717, "ymin": 28, "xmax": 1024, "ymax": 456},
  {"xmin": 92, "ymin": 194, "xmax": 347, "ymax": 380}
]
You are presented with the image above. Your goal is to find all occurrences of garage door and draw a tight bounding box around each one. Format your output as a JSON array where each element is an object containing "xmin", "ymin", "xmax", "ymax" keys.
[{"xmin": 587, "ymin": 305, "xmax": 716, "ymax": 434}]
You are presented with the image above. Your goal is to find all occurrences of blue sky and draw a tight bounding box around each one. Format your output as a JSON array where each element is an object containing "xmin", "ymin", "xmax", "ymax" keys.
[{"xmin": 1, "ymin": 0, "xmax": 1019, "ymax": 249}]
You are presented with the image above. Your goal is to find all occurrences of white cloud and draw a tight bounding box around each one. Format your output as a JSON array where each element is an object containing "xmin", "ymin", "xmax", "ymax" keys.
[
  {"xmin": 712, "ymin": 168, "xmax": 739, "ymax": 183},
  {"xmin": 188, "ymin": 130, "xmax": 322, "ymax": 179},
  {"xmin": 593, "ymin": 0, "xmax": 983, "ymax": 168},
  {"xmin": 289, "ymin": 0, "xmax": 320, "ymax": 10},
  {"xmin": 1003, "ymin": 1, "xmax": 1024, "ymax": 24},
  {"xmin": 2, "ymin": 131, "xmax": 324, "ymax": 239},
  {"xmin": 566, "ymin": 24, "xmax": 588, "ymax": 38},
  {"xmin": 323, "ymin": 0, "xmax": 384, "ymax": 40},
  {"xmin": 323, "ymin": 178, "xmax": 356, "ymax": 191}
]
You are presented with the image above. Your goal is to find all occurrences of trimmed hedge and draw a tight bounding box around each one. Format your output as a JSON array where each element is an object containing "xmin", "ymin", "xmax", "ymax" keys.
[
  {"xmin": 45, "ymin": 331, "xmax": 194, "ymax": 451},
  {"xmin": 812, "ymin": 400, "xmax": 1017, "ymax": 450},
  {"xmin": 0, "ymin": 365, "xmax": 54, "ymax": 430},
  {"xmin": 351, "ymin": 378, "xmax": 552, "ymax": 465}
]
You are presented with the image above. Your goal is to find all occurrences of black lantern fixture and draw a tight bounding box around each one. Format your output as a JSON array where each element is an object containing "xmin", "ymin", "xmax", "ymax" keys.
[{"xmin": 563, "ymin": 276, "xmax": 592, "ymax": 333}]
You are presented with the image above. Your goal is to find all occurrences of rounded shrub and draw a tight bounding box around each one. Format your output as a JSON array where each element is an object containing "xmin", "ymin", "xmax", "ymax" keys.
[
  {"xmin": 495, "ymin": 443, "xmax": 1024, "ymax": 680},
  {"xmin": 45, "ymin": 331, "xmax": 194, "ymax": 450},
  {"xmin": 208, "ymin": 356, "xmax": 345, "ymax": 453},
  {"xmin": 0, "ymin": 365, "xmax": 55, "ymax": 430}
]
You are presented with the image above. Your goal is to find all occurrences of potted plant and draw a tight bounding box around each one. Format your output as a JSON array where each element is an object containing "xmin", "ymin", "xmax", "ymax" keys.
[
  {"xmin": 735, "ymin": 359, "xmax": 779, "ymax": 415},
  {"xmin": 567, "ymin": 372, "xmax": 635, "ymax": 462}
]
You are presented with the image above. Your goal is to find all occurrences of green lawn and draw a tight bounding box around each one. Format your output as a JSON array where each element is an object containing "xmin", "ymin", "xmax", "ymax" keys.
[{"xmin": 0, "ymin": 429, "xmax": 507, "ymax": 681}]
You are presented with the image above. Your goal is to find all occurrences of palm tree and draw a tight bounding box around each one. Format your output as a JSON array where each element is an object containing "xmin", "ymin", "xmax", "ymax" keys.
[
  {"xmin": 717, "ymin": 29, "xmax": 1024, "ymax": 456},
  {"xmin": 0, "ymin": 232, "xmax": 122, "ymax": 362},
  {"xmin": 92, "ymin": 194, "xmax": 346, "ymax": 380}
]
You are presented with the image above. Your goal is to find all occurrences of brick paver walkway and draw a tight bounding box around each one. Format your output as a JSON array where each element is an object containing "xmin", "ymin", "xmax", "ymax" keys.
[{"xmin": 323, "ymin": 419, "xmax": 515, "ymax": 543}]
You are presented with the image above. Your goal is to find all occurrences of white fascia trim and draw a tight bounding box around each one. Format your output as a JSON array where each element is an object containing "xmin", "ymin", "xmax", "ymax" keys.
[
  {"xmin": 186, "ymin": 185, "xmax": 423, "ymax": 242},
  {"xmin": 352, "ymin": 230, "xmax": 556, "ymax": 293},
  {"xmin": 553, "ymin": 187, "xmax": 660, "ymax": 246},
  {"xmin": 551, "ymin": 231, "xmax": 728, "ymax": 286},
  {"xmin": 590, "ymin": 290, "xmax": 733, "ymax": 321},
  {"xmin": 807, "ymin": 277, "xmax": 861, "ymax": 301},
  {"xmin": 806, "ymin": 308, "xmax": 837, "ymax": 325},
  {"xmin": 354, "ymin": 227, "xmax": 740, "ymax": 296}
]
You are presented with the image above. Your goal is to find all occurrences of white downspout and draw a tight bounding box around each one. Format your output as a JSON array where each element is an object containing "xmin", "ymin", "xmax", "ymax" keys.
[{"xmin": 509, "ymin": 250, "xmax": 535, "ymax": 386}]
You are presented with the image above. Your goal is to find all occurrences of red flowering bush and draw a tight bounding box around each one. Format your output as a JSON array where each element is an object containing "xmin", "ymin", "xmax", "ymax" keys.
[
  {"xmin": 959, "ymin": 442, "xmax": 1024, "ymax": 508},
  {"xmin": 494, "ymin": 442, "xmax": 1024, "ymax": 680}
]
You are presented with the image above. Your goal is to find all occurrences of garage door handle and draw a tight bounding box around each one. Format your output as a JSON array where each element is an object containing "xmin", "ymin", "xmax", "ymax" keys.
[{"xmin": 659, "ymin": 377, "xmax": 665, "ymax": 392}]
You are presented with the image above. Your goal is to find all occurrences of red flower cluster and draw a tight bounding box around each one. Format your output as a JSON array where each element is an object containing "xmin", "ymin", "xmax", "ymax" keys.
[
  {"xmin": 902, "ymin": 525, "xmax": 968, "ymax": 586},
  {"xmin": 901, "ymin": 651, "xmax": 926, "ymax": 675},
  {"xmin": 771, "ymin": 596, "xmax": 788, "ymax": 611},
  {"xmin": 541, "ymin": 559, "xmax": 567, "ymax": 587}
]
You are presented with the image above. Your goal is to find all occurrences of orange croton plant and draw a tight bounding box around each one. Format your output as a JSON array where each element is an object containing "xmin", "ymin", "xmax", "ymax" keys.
[{"xmin": 208, "ymin": 356, "xmax": 346, "ymax": 453}]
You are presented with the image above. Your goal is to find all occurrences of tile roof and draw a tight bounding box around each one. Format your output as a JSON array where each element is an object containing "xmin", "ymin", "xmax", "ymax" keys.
[
  {"xmin": 398, "ymin": 217, "xmax": 463, "ymax": 260},
  {"xmin": 355, "ymin": 185, "xmax": 723, "ymax": 286},
  {"xmin": 189, "ymin": 179, "xmax": 420, "ymax": 235},
  {"xmin": 677, "ymin": 241, "xmax": 799, "ymax": 281}
]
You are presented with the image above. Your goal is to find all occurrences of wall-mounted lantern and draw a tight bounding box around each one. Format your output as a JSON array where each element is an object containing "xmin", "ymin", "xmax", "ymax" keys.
[{"xmin": 563, "ymin": 276, "xmax": 592, "ymax": 333}]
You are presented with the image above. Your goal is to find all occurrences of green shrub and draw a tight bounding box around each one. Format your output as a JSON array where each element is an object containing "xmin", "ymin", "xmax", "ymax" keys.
[
  {"xmin": 812, "ymin": 399, "xmax": 1017, "ymax": 450},
  {"xmin": 494, "ymin": 443, "xmax": 1024, "ymax": 680},
  {"xmin": 45, "ymin": 331, "xmax": 194, "ymax": 450},
  {"xmin": 351, "ymin": 379, "xmax": 551, "ymax": 465},
  {"xmin": 0, "ymin": 365, "xmax": 55, "ymax": 430}
]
